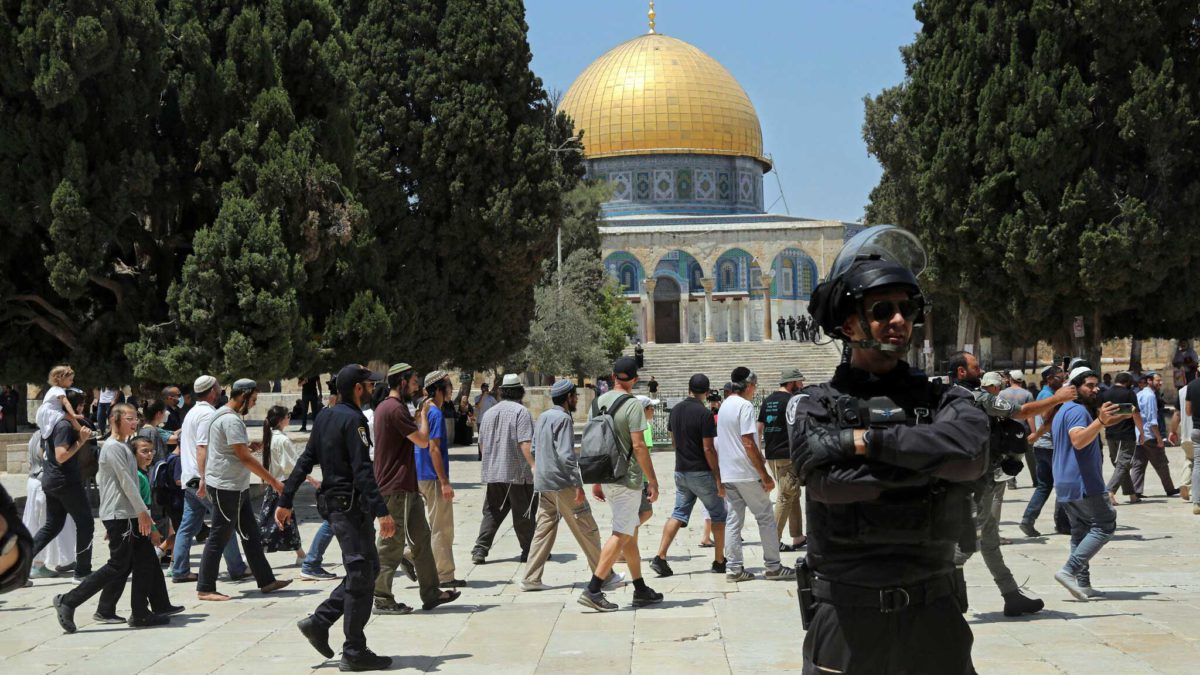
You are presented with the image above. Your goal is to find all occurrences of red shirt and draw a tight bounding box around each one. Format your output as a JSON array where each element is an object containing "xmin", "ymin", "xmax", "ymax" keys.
[{"xmin": 373, "ymin": 397, "xmax": 418, "ymax": 495}]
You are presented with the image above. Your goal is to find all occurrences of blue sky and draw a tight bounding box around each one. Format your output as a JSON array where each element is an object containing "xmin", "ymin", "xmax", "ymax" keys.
[{"xmin": 525, "ymin": 1, "xmax": 921, "ymax": 223}]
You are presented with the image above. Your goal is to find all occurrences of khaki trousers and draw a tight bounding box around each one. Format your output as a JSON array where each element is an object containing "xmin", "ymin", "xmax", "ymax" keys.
[
  {"xmin": 417, "ymin": 480, "xmax": 456, "ymax": 583},
  {"xmin": 768, "ymin": 458, "xmax": 803, "ymax": 539},
  {"xmin": 522, "ymin": 487, "xmax": 602, "ymax": 584},
  {"xmin": 374, "ymin": 492, "xmax": 440, "ymax": 606}
]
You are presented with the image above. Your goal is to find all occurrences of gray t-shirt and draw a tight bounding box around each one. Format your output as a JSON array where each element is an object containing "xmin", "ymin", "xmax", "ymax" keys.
[
  {"xmin": 205, "ymin": 408, "xmax": 252, "ymax": 491},
  {"xmin": 998, "ymin": 386, "xmax": 1034, "ymax": 432}
]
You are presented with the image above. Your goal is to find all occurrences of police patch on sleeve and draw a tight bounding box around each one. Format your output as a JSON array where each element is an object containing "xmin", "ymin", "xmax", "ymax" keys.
[{"xmin": 358, "ymin": 426, "xmax": 369, "ymax": 446}]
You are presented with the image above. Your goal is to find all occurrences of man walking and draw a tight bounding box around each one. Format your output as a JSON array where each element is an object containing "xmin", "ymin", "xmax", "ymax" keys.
[
  {"xmin": 718, "ymin": 367, "xmax": 794, "ymax": 583},
  {"xmin": 171, "ymin": 376, "xmax": 247, "ymax": 583},
  {"xmin": 649, "ymin": 373, "xmax": 726, "ymax": 577},
  {"xmin": 1131, "ymin": 372, "xmax": 1178, "ymax": 497},
  {"xmin": 1101, "ymin": 372, "xmax": 1144, "ymax": 502},
  {"xmin": 414, "ymin": 370, "xmax": 462, "ymax": 589},
  {"xmin": 577, "ymin": 357, "xmax": 663, "ymax": 612},
  {"xmin": 1052, "ymin": 367, "xmax": 1129, "ymax": 600},
  {"xmin": 472, "ymin": 374, "xmax": 538, "ymax": 565},
  {"xmin": 373, "ymin": 364, "xmax": 460, "ymax": 614},
  {"xmin": 777, "ymin": 316, "xmax": 787, "ymax": 341},
  {"xmin": 521, "ymin": 380, "xmax": 612, "ymax": 591},
  {"xmin": 196, "ymin": 379, "xmax": 290, "ymax": 601},
  {"xmin": 1020, "ymin": 366, "xmax": 1072, "ymax": 536},
  {"xmin": 761, "ymin": 369, "xmax": 806, "ymax": 551},
  {"xmin": 276, "ymin": 364, "xmax": 397, "ymax": 671}
]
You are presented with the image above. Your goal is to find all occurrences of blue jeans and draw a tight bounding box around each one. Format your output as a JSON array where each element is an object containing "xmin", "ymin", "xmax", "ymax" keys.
[
  {"xmin": 302, "ymin": 521, "xmax": 334, "ymax": 572},
  {"xmin": 670, "ymin": 471, "xmax": 727, "ymax": 525},
  {"xmin": 1022, "ymin": 447, "xmax": 1070, "ymax": 531},
  {"xmin": 171, "ymin": 487, "xmax": 246, "ymax": 577},
  {"xmin": 1062, "ymin": 492, "xmax": 1117, "ymax": 585}
]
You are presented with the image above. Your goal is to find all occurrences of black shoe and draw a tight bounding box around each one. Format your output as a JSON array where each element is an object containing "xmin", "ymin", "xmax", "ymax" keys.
[
  {"xmin": 632, "ymin": 585, "xmax": 664, "ymax": 607},
  {"xmin": 471, "ymin": 552, "xmax": 485, "ymax": 565},
  {"xmin": 172, "ymin": 572, "xmax": 198, "ymax": 584},
  {"xmin": 439, "ymin": 579, "xmax": 467, "ymax": 588},
  {"xmin": 54, "ymin": 562, "xmax": 77, "ymax": 575},
  {"xmin": 1018, "ymin": 522, "xmax": 1041, "ymax": 537},
  {"xmin": 1166, "ymin": 488, "xmax": 1181, "ymax": 497},
  {"xmin": 711, "ymin": 560, "xmax": 726, "ymax": 574},
  {"xmin": 649, "ymin": 556, "xmax": 673, "ymax": 577},
  {"xmin": 398, "ymin": 557, "xmax": 417, "ymax": 582},
  {"xmin": 422, "ymin": 590, "xmax": 461, "ymax": 611},
  {"xmin": 92, "ymin": 612, "xmax": 126, "ymax": 624},
  {"xmin": 518, "ymin": 552, "xmax": 529, "ymax": 563},
  {"xmin": 156, "ymin": 604, "xmax": 186, "ymax": 616},
  {"xmin": 54, "ymin": 594, "xmax": 76, "ymax": 634},
  {"xmin": 339, "ymin": 649, "xmax": 393, "ymax": 672},
  {"xmin": 128, "ymin": 614, "xmax": 170, "ymax": 628},
  {"xmin": 1002, "ymin": 590, "xmax": 1046, "ymax": 617},
  {"xmin": 298, "ymin": 615, "xmax": 335, "ymax": 658}
]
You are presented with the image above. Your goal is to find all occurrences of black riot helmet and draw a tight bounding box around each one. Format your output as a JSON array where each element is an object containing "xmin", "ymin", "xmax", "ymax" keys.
[{"xmin": 808, "ymin": 224, "xmax": 927, "ymax": 353}]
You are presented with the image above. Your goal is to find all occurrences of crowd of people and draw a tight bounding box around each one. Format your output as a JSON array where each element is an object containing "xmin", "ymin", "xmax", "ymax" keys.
[{"xmin": 776, "ymin": 314, "xmax": 820, "ymax": 342}]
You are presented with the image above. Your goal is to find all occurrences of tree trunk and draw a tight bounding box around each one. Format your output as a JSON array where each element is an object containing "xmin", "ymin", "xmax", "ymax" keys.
[
  {"xmin": 956, "ymin": 298, "xmax": 979, "ymax": 354},
  {"xmin": 1085, "ymin": 309, "xmax": 1103, "ymax": 369},
  {"xmin": 1129, "ymin": 339, "xmax": 1143, "ymax": 375}
]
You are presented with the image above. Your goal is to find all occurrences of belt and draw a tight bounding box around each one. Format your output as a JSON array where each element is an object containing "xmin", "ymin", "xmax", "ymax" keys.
[{"xmin": 811, "ymin": 574, "xmax": 954, "ymax": 613}]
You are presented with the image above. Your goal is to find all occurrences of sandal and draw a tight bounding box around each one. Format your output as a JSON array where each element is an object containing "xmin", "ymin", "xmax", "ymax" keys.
[{"xmin": 698, "ymin": 542, "xmax": 715, "ymax": 548}]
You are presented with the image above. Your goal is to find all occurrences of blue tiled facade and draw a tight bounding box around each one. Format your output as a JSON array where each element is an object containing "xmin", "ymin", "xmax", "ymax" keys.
[{"xmin": 590, "ymin": 154, "xmax": 766, "ymax": 217}]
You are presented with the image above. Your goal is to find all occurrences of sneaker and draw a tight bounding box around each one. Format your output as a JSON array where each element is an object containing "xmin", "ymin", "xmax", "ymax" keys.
[
  {"xmin": 128, "ymin": 614, "xmax": 170, "ymax": 628},
  {"xmin": 764, "ymin": 566, "xmax": 797, "ymax": 581},
  {"xmin": 1018, "ymin": 522, "xmax": 1041, "ymax": 537},
  {"xmin": 339, "ymin": 649, "xmax": 393, "ymax": 672},
  {"xmin": 1002, "ymin": 590, "xmax": 1045, "ymax": 616},
  {"xmin": 399, "ymin": 557, "xmax": 417, "ymax": 582},
  {"xmin": 1054, "ymin": 569, "xmax": 1088, "ymax": 600},
  {"xmin": 53, "ymin": 594, "xmax": 76, "ymax": 634},
  {"xmin": 520, "ymin": 580, "xmax": 551, "ymax": 592},
  {"xmin": 471, "ymin": 552, "xmax": 486, "ymax": 565},
  {"xmin": 92, "ymin": 612, "xmax": 127, "ymax": 624},
  {"xmin": 577, "ymin": 589, "xmax": 618, "ymax": 612},
  {"xmin": 298, "ymin": 615, "xmax": 335, "ymax": 658},
  {"xmin": 631, "ymin": 585, "xmax": 664, "ymax": 607},
  {"xmin": 1080, "ymin": 585, "xmax": 1107, "ymax": 599},
  {"xmin": 649, "ymin": 556, "xmax": 673, "ymax": 577},
  {"xmin": 300, "ymin": 567, "xmax": 338, "ymax": 581},
  {"xmin": 70, "ymin": 575, "xmax": 86, "ymax": 584},
  {"xmin": 726, "ymin": 570, "xmax": 755, "ymax": 583},
  {"xmin": 372, "ymin": 600, "xmax": 414, "ymax": 615},
  {"xmin": 711, "ymin": 560, "xmax": 726, "ymax": 574},
  {"xmin": 1193, "ymin": 504, "xmax": 1200, "ymax": 515},
  {"xmin": 30, "ymin": 565, "xmax": 58, "ymax": 579},
  {"xmin": 601, "ymin": 571, "xmax": 627, "ymax": 591},
  {"xmin": 1166, "ymin": 487, "xmax": 1181, "ymax": 497}
]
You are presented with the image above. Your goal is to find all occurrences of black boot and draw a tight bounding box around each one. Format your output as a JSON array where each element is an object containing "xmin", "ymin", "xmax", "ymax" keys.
[
  {"xmin": 297, "ymin": 615, "xmax": 334, "ymax": 658},
  {"xmin": 1002, "ymin": 590, "xmax": 1045, "ymax": 617}
]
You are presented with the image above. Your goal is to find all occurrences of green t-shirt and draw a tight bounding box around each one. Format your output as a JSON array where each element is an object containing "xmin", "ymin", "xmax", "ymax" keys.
[
  {"xmin": 137, "ymin": 469, "xmax": 151, "ymax": 507},
  {"xmin": 593, "ymin": 391, "xmax": 648, "ymax": 490},
  {"xmin": 643, "ymin": 426, "xmax": 654, "ymax": 451}
]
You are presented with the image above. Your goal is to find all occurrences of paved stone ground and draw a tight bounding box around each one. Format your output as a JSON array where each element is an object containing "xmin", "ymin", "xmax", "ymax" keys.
[{"xmin": 1, "ymin": 445, "xmax": 1198, "ymax": 674}]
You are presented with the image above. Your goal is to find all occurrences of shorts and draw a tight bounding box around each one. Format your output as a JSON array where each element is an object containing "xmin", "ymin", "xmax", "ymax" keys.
[
  {"xmin": 602, "ymin": 484, "xmax": 643, "ymax": 536},
  {"xmin": 670, "ymin": 471, "xmax": 728, "ymax": 525}
]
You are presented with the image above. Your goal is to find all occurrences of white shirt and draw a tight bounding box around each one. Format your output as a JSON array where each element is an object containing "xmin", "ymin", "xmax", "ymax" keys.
[
  {"xmin": 715, "ymin": 394, "xmax": 760, "ymax": 483},
  {"xmin": 179, "ymin": 400, "xmax": 216, "ymax": 485},
  {"xmin": 99, "ymin": 387, "xmax": 117, "ymax": 404}
]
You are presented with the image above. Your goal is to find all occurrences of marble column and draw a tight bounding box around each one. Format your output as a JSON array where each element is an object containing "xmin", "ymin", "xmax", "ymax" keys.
[
  {"xmin": 679, "ymin": 295, "xmax": 688, "ymax": 344},
  {"xmin": 760, "ymin": 271, "xmax": 775, "ymax": 342},
  {"xmin": 644, "ymin": 278, "xmax": 657, "ymax": 345},
  {"xmin": 724, "ymin": 300, "xmax": 732, "ymax": 343},
  {"xmin": 741, "ymin": 296, "xmax": 750, "ymax": 342},
  {"xmin": 700, "ymin": 278, "xmax": 715, "ymax": 343}
]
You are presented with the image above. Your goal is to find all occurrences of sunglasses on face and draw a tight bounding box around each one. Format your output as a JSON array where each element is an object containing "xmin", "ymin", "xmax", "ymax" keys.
[{"xmin": 867, "ymin": 299, "xmax": 921, "ymax": 322}]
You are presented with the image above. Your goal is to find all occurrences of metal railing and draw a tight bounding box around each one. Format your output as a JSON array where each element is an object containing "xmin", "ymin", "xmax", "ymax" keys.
[{"xmin": 645, "ymin": 389, "xmax": 765, "ymax": 447}]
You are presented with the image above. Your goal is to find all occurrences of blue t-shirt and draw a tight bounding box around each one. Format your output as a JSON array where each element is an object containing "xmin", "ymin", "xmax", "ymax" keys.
[
  {"xmin": 1052, "ymin": 401, "xmax": 1103, "ymax": 502},
  {"xmin": 414, "ymin": 405, "xmax": 448, "ymax": 482}
]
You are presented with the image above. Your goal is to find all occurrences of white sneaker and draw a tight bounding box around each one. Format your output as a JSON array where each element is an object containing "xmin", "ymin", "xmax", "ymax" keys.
[
  {"xmin": 1054, "ymin": 569, "xmax": 1088, "ymax": 600},
  {"xmin": 1080, "ymin": 585, "xmax": 1106, "ymax": 599},
  {"xmin": 601, "ymin": 571, "xmax": 627, "ymax": 591},
  {"xmin": 520, "ymin": 580, "xmax": 551, "ymax": 592}
]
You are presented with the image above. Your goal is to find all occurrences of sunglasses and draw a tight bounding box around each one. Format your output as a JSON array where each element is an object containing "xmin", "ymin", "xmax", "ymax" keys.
[{"xmin": 867, "ymin": 299, "xmax": 921, "ymax": 322}]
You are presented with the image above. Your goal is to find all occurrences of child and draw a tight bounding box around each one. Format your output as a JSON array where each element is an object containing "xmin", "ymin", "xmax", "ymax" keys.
[
  {"xmin": 36, "ymin": 365, "xmax": 80, "ymax": 439},
  {"xmin": 258, "ymin": 405, "xmax": 310, "ymax": 562}
]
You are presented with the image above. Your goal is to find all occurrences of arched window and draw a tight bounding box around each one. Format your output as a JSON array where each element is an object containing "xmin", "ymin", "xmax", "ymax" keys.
[
  {"xmin": 620, "ymin": 265, "xmax": 635, "ymax": 292},
  {"xmin": 720, "ymin": 262, "xmax": 735, "ymax": 290},
  {"xmin": 781, "ymin": 259, "xmax": 795, "ymax": 297}
]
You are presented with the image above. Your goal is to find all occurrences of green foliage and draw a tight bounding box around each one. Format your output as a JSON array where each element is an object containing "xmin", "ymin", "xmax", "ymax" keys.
[
  {"xmin": 863, "ymin": 0, "xmax": 1200, "ymax": 351},
  {"xmin": 596, "ymin": 278, "xmax": 638, "ymax": 362}
]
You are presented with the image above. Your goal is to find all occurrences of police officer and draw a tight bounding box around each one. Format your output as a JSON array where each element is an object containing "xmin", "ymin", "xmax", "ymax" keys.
[
  {"xmin": 947, "ymin": 356, "xmax": 1075, "ymax": 618},
  {"xmin": 275, "ymin": 364, "xmax": 396, "ymax": 672},
  {"xmin": 789, "ymin": 225, "xmax": 989, "ymax": 674}
]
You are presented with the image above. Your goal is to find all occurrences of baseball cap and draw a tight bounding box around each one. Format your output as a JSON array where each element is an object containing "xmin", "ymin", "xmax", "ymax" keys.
[
  {"xmin": 613, "ymin": 356, "xmax": 638, "ymax": 381},
  {"xmin": 423, "ymin": 370, "xmax": 449, "ymax": 389},
  {"xmin": 231, "ymin": 378, "xmax": 258, "ymax": 394},
  {"xmin": 636, "ymin": 395, "xmax": 658, "ymax": 409},
  {"xmin": 779, "ymin": 368, "xmax": 805, "ymax": 385},
  {"xmin": 193, "ymin": 375, "xmax": 217, "ymax": 394},
  {"xmin": 336, "ymin": 364, "xmax": 384, "ymax": 388},
  {"xmin": 688, "ymin": 373, "xmax": 710, "ymax": 393},
  {"xmin": 980, "ymin": 372, "xmax": 1004, "ymax": 388},
  {"xmin": 1008, "ymin": 370, "xmax": 1025, "ymax": 383}
]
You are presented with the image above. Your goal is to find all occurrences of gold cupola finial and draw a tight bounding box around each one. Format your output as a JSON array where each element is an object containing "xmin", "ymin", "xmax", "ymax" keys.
[{"xmin": 648, "ymin": 1, "xmax": 656, "ymax": 34}]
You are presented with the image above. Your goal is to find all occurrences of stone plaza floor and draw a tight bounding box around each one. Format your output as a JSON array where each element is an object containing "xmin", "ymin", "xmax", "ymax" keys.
[{"xmin": 1, "ymin": 445, "xmax": 1198, "ymax": 674}]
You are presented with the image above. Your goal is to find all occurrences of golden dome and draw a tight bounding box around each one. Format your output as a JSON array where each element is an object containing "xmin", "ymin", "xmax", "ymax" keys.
[{"xmin": 559, "ymin": 33, "xmax": 768, "ymax": 166}]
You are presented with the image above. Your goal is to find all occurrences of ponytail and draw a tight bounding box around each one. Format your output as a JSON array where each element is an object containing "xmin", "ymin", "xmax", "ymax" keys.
[{"xmin": 262, "ymin": 405, "xmax": 289, "ymax": 471}]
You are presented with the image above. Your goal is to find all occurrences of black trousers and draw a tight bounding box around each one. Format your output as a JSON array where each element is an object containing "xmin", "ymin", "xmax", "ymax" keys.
[
  {"xmin": 803, "ymin": 595, "xmax": 974, "ymax": 675},
  {"xmin": 62, "ymin": 518, "xmax": 171, "ymax": 619},
  {"xmin": 312, "ymin": 508, "xmax": 379, "ymax": 659},
  {"xmin": 299, "ymin": 396, "xmax": 322, "ymax": 430},
  {"xmin": 32, "ymin": 479, "xmax": 94, "ymax": 575},
  {"xmin": 1131, "ymin": 443, "xmax": 1175, "ymax": 495},
  {"xmin": 197, "ymin": 488, "xmax": 275, "ymax": 593},
  {"xmin": 472, "ymin": 482, "xmax": 537, "ymax": 558}
]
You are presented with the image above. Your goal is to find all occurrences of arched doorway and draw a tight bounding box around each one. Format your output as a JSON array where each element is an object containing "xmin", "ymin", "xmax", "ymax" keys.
[{"xmin": 653, "ymin": 276, "xmax": 682, "ymax": 344}]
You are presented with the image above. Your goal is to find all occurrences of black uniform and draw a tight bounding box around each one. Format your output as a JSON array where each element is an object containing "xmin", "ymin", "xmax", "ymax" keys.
[
  {"xmin": 790, "ymin": 361, "xmax": 988, "ymax": 674},
  {"xmin": 787, "ymin": 316, "xmax": 797, "ymax": 340},
  {"xmin": 279, "ymin": 402, "xmax": 388, "ymax": 660}
]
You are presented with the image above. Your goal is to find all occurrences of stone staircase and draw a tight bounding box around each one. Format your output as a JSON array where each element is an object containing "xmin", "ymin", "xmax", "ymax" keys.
[{"xmin": 622, "ymin": 339, "xmax": 843, "ymax": 397}]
